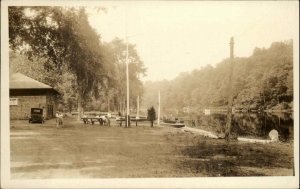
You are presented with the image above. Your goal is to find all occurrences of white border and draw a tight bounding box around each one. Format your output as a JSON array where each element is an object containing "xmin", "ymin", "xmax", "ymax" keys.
[{"xmin": 1, "ymin": 1, "xmax": 299, "ymax": 188}]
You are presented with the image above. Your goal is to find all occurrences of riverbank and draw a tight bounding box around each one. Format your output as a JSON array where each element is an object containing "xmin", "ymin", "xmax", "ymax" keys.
[{"xmin": 10, "ymin": 118, "xmax": 294, "ymax": 178}]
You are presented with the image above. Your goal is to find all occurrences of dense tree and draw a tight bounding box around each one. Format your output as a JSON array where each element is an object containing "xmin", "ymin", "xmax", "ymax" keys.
[
  {"xmin": 104, "ymin": 38, "xmax": 146, "ymax": 114},
  {"xmin": 9, "ymin": 6, "xmax": 146, "ymax": 118},
  {"xmin": 9, "ymin": 51, "xmax": 60, "ymax": 86},
  {"xmin": 9, "ymin": 7, "xmax": 116, "ymax": 118},
  {"xmin": 9, "ymin": 7, "xmax": 66, "ymax": 69},
  {"xmin": 60, "ymin": 8, "xmax": 111, "ymax": 119}
]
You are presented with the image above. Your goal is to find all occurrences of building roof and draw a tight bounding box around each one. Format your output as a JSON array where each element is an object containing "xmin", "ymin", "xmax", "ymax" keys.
[{"xmin": 10, "ymin": 73, "xmax": 54, "ymax": 89}]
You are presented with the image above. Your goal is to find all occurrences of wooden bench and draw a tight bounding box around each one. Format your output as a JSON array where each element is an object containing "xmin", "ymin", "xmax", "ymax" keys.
[{"xmin": 116, "ymin": 117, "xmax": 148, "ymax": 126}]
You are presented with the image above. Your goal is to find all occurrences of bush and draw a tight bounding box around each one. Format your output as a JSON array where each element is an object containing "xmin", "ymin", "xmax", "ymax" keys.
[{"xmin": 147, "ymin": 106, "xmax": 156, "ymax": 127}]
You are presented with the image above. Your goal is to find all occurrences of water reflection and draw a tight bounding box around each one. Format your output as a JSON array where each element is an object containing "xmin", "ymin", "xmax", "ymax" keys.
[{"xmin": 179, "ymin": 112, "xmax": 293, "ymax": 142}]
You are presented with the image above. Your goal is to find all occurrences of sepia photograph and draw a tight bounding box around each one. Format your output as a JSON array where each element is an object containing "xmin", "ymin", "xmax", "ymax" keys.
[{"xmin": 1, "ymin": 0, "xmax": 299, "ymax": 188}]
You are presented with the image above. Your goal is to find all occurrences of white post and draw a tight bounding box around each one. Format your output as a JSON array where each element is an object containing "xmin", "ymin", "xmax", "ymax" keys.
[
  {"xmin": 125, "ymin": 8, "xmax": 130, "ymax": 128},
  {"xmin": 126, "ymin": 36, "xmax": 129, "ymax": 127},
  {"xmin": 157, "ymin": 91, "xmax": 160, "ymax": 125},
  {"xmin": 136, "ymin": 96, "xmax": 139, "ymax": 119}
]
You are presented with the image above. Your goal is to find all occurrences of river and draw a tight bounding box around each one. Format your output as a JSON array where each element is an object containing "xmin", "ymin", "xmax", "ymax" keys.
[{"xmin": 175, "ymin": 112, "xmax": 294, "ymax": 142}]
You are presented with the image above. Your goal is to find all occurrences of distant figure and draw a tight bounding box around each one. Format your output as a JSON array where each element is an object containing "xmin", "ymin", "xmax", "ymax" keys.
[
  {"xmin": 56, "ymin": 111, "xmax": 63, "ymax": 128},
  {"xmin": 55, "ymin": 111, "xmax": 60, "ymax": 128},
  {"xmin": 83, "ymin": 114, "xmax": 88, "ymax": 124},
  {"xmin": 117, "ymin": 112, "xmax": 122, "ymax": 127},
  {"xmin": 191, "ymin": 120, "xmax": 196, "ymax": 127},
  {"xmin": 58, "ymin": 112, "xmax": 63, "ymax": 127},
  {"xmin": 117, "ymin": 116, "xmax": 122, "ymax": 127},
  {"xmin": 95, "ymin": 115, "xmax": 101, "ymax": 125},
  {"xmin": 100, "ymin": 115, "xmax": 106, "ymax": 125},
  {"xmin": 106, "ymin": 115, "xmax": 110, "ymax": 127}
]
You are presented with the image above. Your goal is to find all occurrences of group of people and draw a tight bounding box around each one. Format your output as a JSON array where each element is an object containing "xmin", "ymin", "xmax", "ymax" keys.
[
  {"xmin": 82, "ymin": 113, "xmax": 111, "ymax": 126},
  {"xmin": 56, "ymin": 111, "xmax": 113, "ymax": 127},
  {"xmin": 96, "ymin": 114, "xmax": 110, "ymax": 126}
]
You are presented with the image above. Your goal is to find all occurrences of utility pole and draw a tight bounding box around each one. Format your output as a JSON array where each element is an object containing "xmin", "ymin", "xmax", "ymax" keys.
[
  {"xmin": 136, "ymin": 96, "xmax": 139, "ymax": 119},
  {"xmin": 157, "ymin": 91, "xmax": 161, "ymax": 125},
  {"xmin": 225, "ymin": 37, "xmax": 234, "ymax": 141},
  {"xmin": 125, "ymin": 36, "xmax": 130, "ymax": 127}
]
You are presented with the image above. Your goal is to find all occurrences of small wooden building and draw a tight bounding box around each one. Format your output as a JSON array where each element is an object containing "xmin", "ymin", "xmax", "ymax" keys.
[{"xmin": 9, "ymin": 73, "xmax": 59, "ymax": 120}]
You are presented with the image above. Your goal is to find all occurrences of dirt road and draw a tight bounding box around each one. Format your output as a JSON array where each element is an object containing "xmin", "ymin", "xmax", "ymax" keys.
[{"xmin": 10, "ymin": 117, "xmax": 294, "ymax": 178}]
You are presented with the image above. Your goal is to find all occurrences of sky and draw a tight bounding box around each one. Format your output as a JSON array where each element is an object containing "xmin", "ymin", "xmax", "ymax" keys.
[{"xmin": 87, "ymin": 1, "xmax": 298, "ymax": 82}]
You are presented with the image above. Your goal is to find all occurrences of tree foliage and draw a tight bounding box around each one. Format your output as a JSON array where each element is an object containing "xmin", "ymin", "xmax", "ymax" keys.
[
  {"xmin": 104, "ymin": 38, "xmax": 146, "ymax": 113},
  {"xmin": 142, "ymin": 40, "xmax": 293, "ymax": 113},
  {"xmin": 9, "ymin": 7, "xmax": 105, "ymax": 101},
  {"xmin": 9, "ymin": 6, "xmax": 146, "ymax": 116}
]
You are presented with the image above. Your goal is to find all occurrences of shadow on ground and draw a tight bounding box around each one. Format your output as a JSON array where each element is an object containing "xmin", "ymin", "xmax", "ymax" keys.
[{"xmin": 176, "ymin": 134, "xmax": 294, "ymax": 176}]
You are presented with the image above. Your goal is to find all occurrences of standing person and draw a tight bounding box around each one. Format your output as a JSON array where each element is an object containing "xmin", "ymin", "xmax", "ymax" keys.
[
  {"xmin": 118, "ymin": 112, "xmax": 123, "ymax": 127},
  {"xmin": 55, "ymin": 111, "xmax": 60, "ymax": 128},
  {"xmin": 83, "ymin": 114, "xmax": 88, "ymax": 124},
  {"xmin": 106, "ymin": 115, "xmax": 110, "ymax": 127},
  {"xmin": 100, "ymin": 115, "xmax": 106, "ymax": 126},
  {"xmin": 95, "ymin": 114, "xmax": 100, "ymax": 125},
  {"xmin": 58, "ymin": 112, "xmax": 63, "ymax": 127}
]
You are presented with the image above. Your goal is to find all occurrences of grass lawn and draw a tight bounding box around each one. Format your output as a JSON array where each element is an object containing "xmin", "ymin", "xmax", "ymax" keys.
[{"xmin": 10, "ymin": 116, "xmax": 294, "ymax": 178}]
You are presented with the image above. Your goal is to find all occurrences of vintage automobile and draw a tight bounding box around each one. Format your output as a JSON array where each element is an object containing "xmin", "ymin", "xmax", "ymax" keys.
[{"xmin": 29, "ymin": 108, "xmax": 44, "ymax": 123}]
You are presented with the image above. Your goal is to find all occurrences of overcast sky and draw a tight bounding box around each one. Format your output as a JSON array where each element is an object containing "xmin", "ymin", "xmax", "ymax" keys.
[{"xmin": 87, "ymin": 1, "xmax": 298, "ymax": 81}]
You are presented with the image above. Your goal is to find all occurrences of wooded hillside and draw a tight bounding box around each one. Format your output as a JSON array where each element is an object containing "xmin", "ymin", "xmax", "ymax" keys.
[{"xmin": 142, "ymin": 40, "xmax": 293, "ymax": 113}]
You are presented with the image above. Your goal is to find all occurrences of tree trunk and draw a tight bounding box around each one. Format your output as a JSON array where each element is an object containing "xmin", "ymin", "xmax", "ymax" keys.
[
  {"xmin": 151, "ymin": 121, "xmax": 153, "ymax": 127},
  {"xmin": 225, "ymin": 109, "xmax": 232, "ymax": 142},
  {"xmin": 263, "ymin": 92, "xmax": 266, "ymax": 110},
  {"xmin": 107, "ymin": 97, "xmax": 110, "ymax": 112},
  {"xmin": 77, "ymin": 93, "xmax": 82, "ymax": 121},
  {"xmin": 119, "ymin": 102, "xmax": 122, "ymax": 114}
]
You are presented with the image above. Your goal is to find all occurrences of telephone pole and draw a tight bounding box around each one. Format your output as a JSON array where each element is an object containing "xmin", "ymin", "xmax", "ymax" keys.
[
  {"xmin": 125, "ymin": 7, "xmax": 130, "ymax": 128},
  {"xmin": 157, "ymin": 91, "xmax": 161, "ymax": 126},
  {"xmin": 136, "ymin": 96, "xmax": 140, "ymax": 119},
  {"xmin": 225, "ymin": 37, "xmax": 234, "ymax": 141}
]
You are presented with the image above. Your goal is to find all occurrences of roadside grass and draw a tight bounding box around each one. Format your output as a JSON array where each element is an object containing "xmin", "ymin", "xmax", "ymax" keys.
[{"xmin": 10, "ymin": 117, "xmax": 294, "ymax": 178}]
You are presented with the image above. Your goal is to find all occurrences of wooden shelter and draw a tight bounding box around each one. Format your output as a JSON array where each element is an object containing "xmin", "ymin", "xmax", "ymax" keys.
[{"xmin": 9, "ymin": 73, "xmax": 59, "ymax": 120}]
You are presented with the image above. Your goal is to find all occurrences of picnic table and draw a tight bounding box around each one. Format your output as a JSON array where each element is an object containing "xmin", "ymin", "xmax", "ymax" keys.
[{"xmin": 81, "ymin": 116, "xmax": 109, "ymax": 126}]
